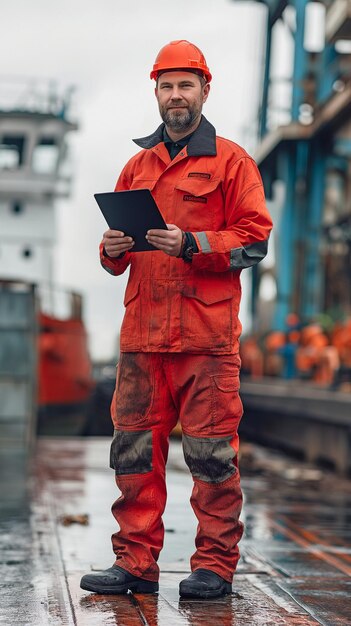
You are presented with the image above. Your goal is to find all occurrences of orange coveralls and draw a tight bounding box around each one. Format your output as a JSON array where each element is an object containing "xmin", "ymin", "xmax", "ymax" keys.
[{"xmin": 100, "ymin": 116, "xmax": 272, "ymax": 582}]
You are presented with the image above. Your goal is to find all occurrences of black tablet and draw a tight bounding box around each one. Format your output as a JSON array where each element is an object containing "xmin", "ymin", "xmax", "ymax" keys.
[{"xmin": 94, "ymin": 189, "xmax": 167, "ymax": 252}]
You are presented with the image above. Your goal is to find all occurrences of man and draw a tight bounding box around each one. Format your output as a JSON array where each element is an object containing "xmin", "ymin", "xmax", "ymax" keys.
[{"xmin": 80, "ymin": 40, "xmax": 272, "ymax": 599}]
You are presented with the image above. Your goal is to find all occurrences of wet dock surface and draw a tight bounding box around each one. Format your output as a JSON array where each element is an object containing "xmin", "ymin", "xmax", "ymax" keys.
[{"xmin": 1, "ymin": 438, "xmax": 350, "ymax": 625}]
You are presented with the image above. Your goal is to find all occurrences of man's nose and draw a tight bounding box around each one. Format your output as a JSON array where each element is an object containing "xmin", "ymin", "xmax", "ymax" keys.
[{"xmin": 170, "ymin": 87, "xmax": 182, "ymax": 100}]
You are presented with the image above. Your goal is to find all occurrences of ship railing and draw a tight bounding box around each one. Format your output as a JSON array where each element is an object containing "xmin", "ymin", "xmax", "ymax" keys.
[
  {"xmin": 37, "ymin": 283, "xmax": 83, "ymax": 321},
  {"xmin": 0, "ymin": 76, "xmax": 77, "ymax": 123}
]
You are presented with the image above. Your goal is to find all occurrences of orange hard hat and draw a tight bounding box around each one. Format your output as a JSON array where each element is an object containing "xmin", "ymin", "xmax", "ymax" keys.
[
  {"xmin": 150, "ymin": 40, "xmax": 212, "ymax": 82},
  {"xmin": 301, "ymin": 324, "xmax": 323, "ymax": 344},
  {"xmin": 286, "ymin": 312, "xmax": 300, "ymax": 327},
  {"xmin": 265, "ymin": 331, "xmax": 285, "ymax": 351}
]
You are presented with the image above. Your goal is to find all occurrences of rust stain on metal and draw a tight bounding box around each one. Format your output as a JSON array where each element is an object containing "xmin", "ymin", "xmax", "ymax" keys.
[
  {"xmin": 280, "ymin": 515, "xmax": 351, "ymax": 566},
  {"xmin": 59, "ymin": 513, "xmax": 89, "ymax": 526},
  {"xmin": 271, "ymin": 519, "xmax": 351, "ymax": 577}
]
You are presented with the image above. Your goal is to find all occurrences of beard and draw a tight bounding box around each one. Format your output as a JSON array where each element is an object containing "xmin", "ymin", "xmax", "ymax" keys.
[{"xmin": 159, "ymin": 102, "xmax": 201, "ymax": 132}]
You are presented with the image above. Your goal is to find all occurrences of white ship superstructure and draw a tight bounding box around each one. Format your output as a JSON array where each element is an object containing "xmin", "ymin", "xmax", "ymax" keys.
[{"xmin": 0, "ymin": 80, "xmax": 77, "ymax": 287}]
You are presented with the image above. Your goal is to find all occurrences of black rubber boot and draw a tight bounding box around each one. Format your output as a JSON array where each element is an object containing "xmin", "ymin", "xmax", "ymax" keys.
[
  {"xmin": 179, "ymin": 569, "xmax": 232, "ymax": 598},
  {"xmin": 80, "ymin": 565, "xmax": 159, "ymax": 594}
]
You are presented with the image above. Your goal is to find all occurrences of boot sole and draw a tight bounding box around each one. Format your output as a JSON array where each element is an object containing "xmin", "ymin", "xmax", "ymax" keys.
[
  {"xmin": 80, "ymin": 579, "xmax": 159, "ymax": 595},
  {"xmin": 179, "ymin": 582, "xmax": 232, "ymax": 599}
]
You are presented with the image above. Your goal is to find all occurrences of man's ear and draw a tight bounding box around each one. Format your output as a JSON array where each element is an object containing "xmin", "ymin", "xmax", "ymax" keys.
[{"xmin": 203, "ymin": 83, "xmax": 210, "ymax": 103}]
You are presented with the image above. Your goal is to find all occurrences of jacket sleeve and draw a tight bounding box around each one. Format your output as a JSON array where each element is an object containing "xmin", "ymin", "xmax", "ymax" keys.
[
  {"xmin": 191, "ymin": 157, "xmax": 272, "ymax": 273},
  {"xmin": 99, "ymin": 164, "xmax": 133, "ymax": 276}
]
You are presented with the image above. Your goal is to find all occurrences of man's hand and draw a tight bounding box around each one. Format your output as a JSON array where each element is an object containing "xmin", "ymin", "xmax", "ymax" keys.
[
  {"xmin": 102, "ymin": 229, "xmax": 135, "ymax": 257},
  {"xmin": 146, "ymin": 224, "xmax": 183, "ymax": 257}
]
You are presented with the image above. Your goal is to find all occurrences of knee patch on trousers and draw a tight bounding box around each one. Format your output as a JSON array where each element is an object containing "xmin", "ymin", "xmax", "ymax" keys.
[
  {"xmin": 182, "ymin": 433, "xmax": 236, "ymax": 483},
  {"xmin": 110, "ymin": 429, "xmax": 152, "ymax": 475}
]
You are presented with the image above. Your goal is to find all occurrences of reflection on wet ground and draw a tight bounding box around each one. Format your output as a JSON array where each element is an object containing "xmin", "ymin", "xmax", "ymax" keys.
[{"xmin": 0, "ymin": 438, "xmax": 350, "ymax": 625}]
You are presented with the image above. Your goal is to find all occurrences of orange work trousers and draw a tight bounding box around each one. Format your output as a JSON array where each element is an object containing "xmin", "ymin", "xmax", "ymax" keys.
[{"xmin": 109, "ymin": 352, "xmax": 244, "ymax": 583}]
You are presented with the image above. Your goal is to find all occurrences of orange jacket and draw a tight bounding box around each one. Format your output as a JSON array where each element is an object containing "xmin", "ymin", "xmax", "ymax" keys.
[{"xmin": 100, "ymin": 116, "xmax": 272, "ymax": 354}]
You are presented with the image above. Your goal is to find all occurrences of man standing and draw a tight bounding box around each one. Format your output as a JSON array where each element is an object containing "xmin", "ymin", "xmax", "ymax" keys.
[{"xmin": 81, "ymin": 40, "xmax": 272, "ymax": 599}]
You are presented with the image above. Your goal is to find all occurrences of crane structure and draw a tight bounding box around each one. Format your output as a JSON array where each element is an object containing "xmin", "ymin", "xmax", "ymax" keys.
[{"xmin": 233, "ymin": 0, "xmax": 351, "ymax": 330}]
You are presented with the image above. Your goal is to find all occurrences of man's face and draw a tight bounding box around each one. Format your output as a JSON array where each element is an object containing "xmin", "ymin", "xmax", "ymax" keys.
[{"xmin": 155, "ymin": 71, "xmax": 210, "ymax": 134}]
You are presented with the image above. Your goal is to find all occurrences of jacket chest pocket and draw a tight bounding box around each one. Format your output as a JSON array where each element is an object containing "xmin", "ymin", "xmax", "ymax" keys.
[
  {"xmin": 130, "ymin": 177, "xmax": 157, "ymax": 191},
  {"xmin": 174, "ymin": 177, "xmax": 222, "ymax": 231}
]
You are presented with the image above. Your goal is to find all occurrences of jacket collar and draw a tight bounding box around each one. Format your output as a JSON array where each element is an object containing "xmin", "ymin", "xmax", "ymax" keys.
[{"xmin": 133, "ymin": 115, "xmax": 217, "ymax": 157}]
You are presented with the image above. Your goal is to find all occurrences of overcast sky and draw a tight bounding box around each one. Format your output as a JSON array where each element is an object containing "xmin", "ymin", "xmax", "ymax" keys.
[{"xmin": 2, "ymin": 0, "xmax": 267, "ymax": 360}]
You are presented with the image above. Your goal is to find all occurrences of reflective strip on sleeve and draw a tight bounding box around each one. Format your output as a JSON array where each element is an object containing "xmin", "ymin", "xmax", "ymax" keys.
[
  {"xmin": 195, "ymin": 231, "xmax": 212, "ymax": 253},
  {"xmin": 230, "ymin": 240, "xmax": 268, "ymax": 270}
]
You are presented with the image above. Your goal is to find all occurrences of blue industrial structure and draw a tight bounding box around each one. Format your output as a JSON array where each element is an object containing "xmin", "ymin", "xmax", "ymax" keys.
[{"xmin": 234, "ymin": 0, "xmax": 351, "ymax": 331}]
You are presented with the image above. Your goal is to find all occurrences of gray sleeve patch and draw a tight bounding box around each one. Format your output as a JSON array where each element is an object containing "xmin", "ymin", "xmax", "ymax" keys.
[
  {"xmin": 182, "ymin": 433, "xmax": 236, "ymax": 483},
  {"xmin": 100, "ymin": 259, "xmax": 117, "ymax": 275},
  {"xmin": 230, "ymin": 239, "xmax": 268, "ymax": 270},
  {"xmin": 110, "ymin": 429, "xmax": 152, "ymax": 475}
]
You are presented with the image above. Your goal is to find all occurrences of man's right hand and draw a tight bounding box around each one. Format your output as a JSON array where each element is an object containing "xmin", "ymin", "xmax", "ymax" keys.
[{"xmin": 102, "ymin": 229, "xmax": 135, "ymax": 257}]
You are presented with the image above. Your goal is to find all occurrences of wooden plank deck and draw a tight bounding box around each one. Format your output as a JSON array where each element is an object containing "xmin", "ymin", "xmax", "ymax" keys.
[{"xmin": 1, "ymin": 438, "xmax": 350, "ymax": 625}]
